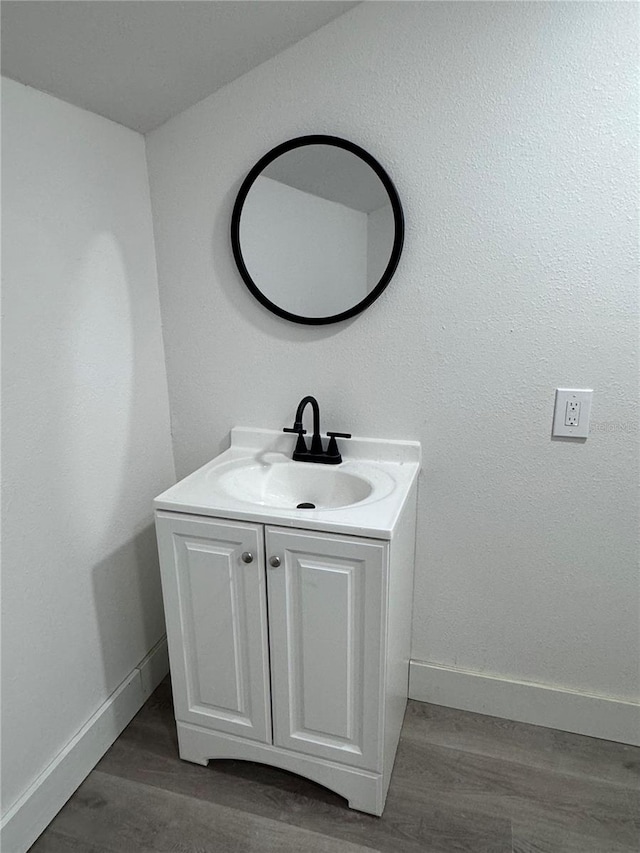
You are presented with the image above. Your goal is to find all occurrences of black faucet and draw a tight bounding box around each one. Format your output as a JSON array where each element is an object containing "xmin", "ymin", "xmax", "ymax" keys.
[{"xmin": 283, "ymin": 396, "xmax": 351, "ymax": 464}]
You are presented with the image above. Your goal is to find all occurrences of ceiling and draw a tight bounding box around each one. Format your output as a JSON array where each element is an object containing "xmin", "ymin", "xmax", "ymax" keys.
[{"xmin": 1, "ymin": 1, "xmax": 359, "ymax": 134}]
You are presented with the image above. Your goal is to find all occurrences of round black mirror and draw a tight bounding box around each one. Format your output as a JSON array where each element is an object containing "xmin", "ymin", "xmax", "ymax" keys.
[{"xmin": 231, "ymin": 135, "xmax": 404, "ymax": 325}]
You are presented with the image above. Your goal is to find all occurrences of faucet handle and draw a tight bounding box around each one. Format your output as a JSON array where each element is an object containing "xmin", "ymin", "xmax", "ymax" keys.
[
  {"xmin": 326, "ymin": 431, "xmax": 351, "ymax": 462},
  {"xmin": 283, "ymin": 425, "xmax": 308, "ymax": 456}
]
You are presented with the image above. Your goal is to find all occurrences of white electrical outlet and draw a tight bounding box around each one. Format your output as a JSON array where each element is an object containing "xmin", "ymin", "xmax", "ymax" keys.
[
  {"xmin": 553, "ymin": 389, "xmax": 593, "ymax": 438},
  {"xmin": 565, "ymin": 400, "xmax": 580, "ymax": 427}
]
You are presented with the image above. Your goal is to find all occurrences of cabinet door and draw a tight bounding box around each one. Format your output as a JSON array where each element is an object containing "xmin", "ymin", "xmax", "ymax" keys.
[
  {"xmin": 155, "ymin": 512, "xmax": 271, "ymax": 743},
  {"xmin": 266, "ymin": 526, "xmax": 387, "ymax": 771}
]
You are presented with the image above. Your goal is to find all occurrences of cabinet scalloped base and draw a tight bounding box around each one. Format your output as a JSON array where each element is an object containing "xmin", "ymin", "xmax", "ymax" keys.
[{"xmin": 176, "ymin": 722, "xmax": 387, "ymax": 816}]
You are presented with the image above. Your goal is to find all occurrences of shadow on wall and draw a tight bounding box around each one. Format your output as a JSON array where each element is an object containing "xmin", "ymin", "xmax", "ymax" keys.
[
  {"xmin": 61, "ymin": 230, "xmax": 170, "ymax": 699},
  {"xmin": 91, "ymin": 524, "xmax": 165, "ymax": 692}
]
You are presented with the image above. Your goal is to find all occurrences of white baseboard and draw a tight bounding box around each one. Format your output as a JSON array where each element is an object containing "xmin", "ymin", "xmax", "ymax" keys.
[
  {"xmin": 409, "ymin": 659, "xmax": 640, "ymax": 746},
  {"xmin": 0, "ymin": 637, "xmax": 170, "ymax": 853},
  {"xmin": 138, "ymin": 634, "xmax": 170, "ymax": 699}
]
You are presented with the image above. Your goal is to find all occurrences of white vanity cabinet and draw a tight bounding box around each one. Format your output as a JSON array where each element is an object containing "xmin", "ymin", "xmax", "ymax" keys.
[{"xmin": 153, "ymin": 427, "xmax": 420, "ymax": 816}]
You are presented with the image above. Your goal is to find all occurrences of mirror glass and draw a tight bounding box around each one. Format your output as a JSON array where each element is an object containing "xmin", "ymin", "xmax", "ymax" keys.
[{"xmin": 231, "ymin": 137, "xmax": 404, "ymax": 325}]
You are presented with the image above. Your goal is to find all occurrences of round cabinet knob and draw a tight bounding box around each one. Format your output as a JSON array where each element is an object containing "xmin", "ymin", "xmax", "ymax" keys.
[
  {"xmin": 241, "ymin": 552, "xmax": 253, "ymax": 564},
  {"xmin": 269, "ymin": 556, "xmax": 281, "ymax": 568}
]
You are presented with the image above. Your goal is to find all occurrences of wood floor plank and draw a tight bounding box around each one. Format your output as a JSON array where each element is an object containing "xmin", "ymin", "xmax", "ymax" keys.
[
  {"xmin": 392, "ymin": 735, "xmax": 639, "ymax": 849},
  {"xmin": 403, "ymin": 699, "xmax": 640, "ymax": 790},
  {"xmin": 30, "ymin": 831, "xmax": 118, "ymax": 853},
  {"xmin": 37, "ymin": 770, "xmax": 381, "ymax": 853},
  {"xmin": 511, "ymin": 819, "xmax": 640, "ymax": 853}
]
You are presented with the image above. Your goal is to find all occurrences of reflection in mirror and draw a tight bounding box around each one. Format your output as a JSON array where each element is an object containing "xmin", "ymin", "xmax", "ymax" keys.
[{"xmin": 232, "ymin": 138, "xmax": 403, "ymax": 324}]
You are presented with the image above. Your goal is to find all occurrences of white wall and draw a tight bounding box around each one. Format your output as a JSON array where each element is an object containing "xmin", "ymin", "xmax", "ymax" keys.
[
  {"xmin": 240, "ymin": 175, "xmax": 367, "ymax": 316},
  {"xmin": 146, "ymin": 1, "xmax": 638, "ymax": 726},
  {"xmin": 1, "ymin": 78, "xmax": 175, "ymax": 830}
]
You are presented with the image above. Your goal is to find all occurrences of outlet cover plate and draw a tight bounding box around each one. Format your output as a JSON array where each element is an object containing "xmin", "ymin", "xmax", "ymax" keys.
[{"xmin": 553, "ymin": 388, "xmax": 593, "ymax": 438}]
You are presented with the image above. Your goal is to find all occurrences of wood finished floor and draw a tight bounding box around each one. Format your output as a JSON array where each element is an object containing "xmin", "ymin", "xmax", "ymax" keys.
[{"xmin": 30, "ymin": 678, "xmax": 639, "ymax": 853}]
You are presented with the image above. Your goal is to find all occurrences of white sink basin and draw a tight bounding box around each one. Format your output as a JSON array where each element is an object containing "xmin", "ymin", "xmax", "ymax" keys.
[
  {"xmin": 155, "ymin": 428, "xmax": 421, "ymax": 539},
  {"xmin": 216, "ymin": 461, "xmax": 373, "ymax": 509}
]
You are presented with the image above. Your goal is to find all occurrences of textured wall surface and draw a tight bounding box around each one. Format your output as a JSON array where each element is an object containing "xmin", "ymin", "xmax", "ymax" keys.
[
  {"xmin": 146, "ymin": 2, "xmax": 639, "ymax": 702},
  {"xmin": 2, "ymin": 79, "xmax": 175, "ymax": 814}
]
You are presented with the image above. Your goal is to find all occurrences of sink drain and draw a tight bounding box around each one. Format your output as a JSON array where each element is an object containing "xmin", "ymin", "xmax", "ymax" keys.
[{"xmin": 296, "ymin": 502, "xmax": 316, "ymax": 509}]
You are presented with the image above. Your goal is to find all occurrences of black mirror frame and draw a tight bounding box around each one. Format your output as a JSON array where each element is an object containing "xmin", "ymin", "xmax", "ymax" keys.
[{"xmin": 230, "ymin": 135, "xmax": 404, "ymax": 326}]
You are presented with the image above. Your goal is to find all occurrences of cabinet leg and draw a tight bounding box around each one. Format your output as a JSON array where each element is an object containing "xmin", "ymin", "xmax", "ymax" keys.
[
  {"xmin": 177, "ymin": 734, "xmax": 210, "ymax": 766},
  {"xmin": 347, "ymin": 790, "xmax": 384, "ymax": 817}
]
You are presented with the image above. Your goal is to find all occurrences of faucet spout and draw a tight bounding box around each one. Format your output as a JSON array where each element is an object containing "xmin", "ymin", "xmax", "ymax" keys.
[{"xmin": 294, "ymin": 396, "xmax": 323, "ymax": 454}]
